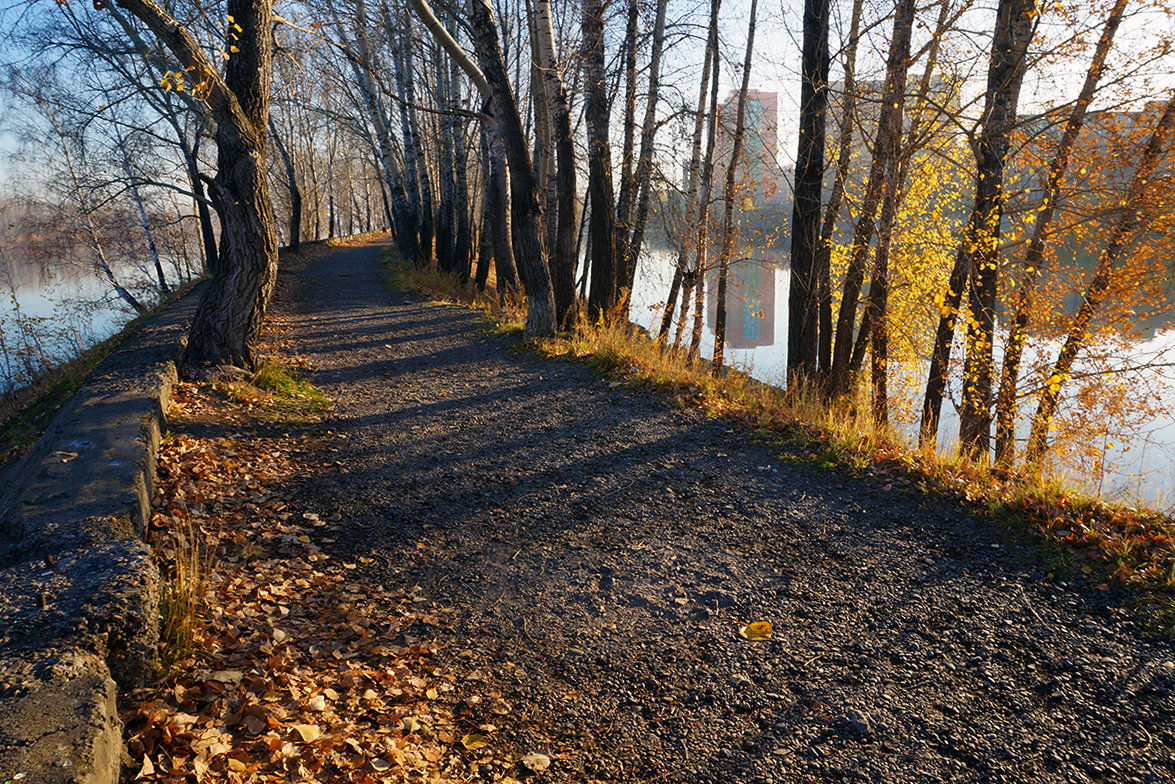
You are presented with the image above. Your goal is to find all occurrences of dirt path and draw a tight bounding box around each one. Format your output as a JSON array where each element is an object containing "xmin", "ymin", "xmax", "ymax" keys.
[{"xmin": 280, "ymin": 240, "xmax": 1175, "ymax": 784}]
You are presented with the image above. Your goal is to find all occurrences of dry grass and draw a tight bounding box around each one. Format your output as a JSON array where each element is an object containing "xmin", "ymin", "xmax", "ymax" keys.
[{"xmin": 155, "ymin": 511, "xmax": 214, "ymax": 672}]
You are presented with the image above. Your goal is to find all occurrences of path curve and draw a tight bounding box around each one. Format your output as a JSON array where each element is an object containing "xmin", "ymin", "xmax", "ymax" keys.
[{"xmin": 281, "ymin": 240, "xmax": 1175, "ymax": 784}]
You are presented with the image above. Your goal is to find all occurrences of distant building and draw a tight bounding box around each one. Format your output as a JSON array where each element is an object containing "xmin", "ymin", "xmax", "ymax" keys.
[
  {"xmin": 703, "ymin": 90, "xmax": 787, "ymax": 350},
  {"xmin": 712, "ymin": 89, "xmax": 790, "ymax": 211}
]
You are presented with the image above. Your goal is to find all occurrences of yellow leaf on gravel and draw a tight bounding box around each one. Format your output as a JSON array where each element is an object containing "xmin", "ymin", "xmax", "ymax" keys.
[
  {"xmin": 739, "ymin": 621, "xmax": 773, "ymax": 641},
  {"xmin": 292, "ymin": 724, "xmax": 321, "ymax": 742},
  {"xmin": 426, "ymin": 687, "xmax": 438, "ymax": 700},
  {"xmin": 460, "ymin": 733, "xmax": 490, "ymax": 750}
]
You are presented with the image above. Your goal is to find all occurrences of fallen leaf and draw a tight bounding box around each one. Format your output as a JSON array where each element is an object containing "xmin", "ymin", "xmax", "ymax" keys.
[
  {"xmin": 739, "ymin": 621, "xmax": 773, "ymax": 641},
  {"xmin": 307, "ymin": 694, "xmax": 327, "ymax": 712},
  {"xmin": 371, "ymin": 758, "xmax": 393, "ymax": 771},
  {"xmin": 291, "ymin": 724, "xmax": 321, "ymax": 743},
  {"xmin": 425, "ymin": 687, "xmax": 438, "ymax": 700},
  {"xmin": 402, "ymin": 716, "xmax": 421, "ymax": 733},
  {"xmin": 135, "ymin": 755, "xmax": 155, "ymax": 780},
  {"xmin": 460, "ymin": 733, "xmax": 490, "ymax": 750}
]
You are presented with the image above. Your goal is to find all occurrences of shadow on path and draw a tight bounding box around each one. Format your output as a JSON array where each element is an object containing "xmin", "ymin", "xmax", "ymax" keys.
[{"xmin": 278, "ymin": 241, "xmax": 1175, "ymax": 784}]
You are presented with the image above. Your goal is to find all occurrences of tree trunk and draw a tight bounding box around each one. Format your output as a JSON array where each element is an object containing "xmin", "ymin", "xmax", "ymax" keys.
[
  {"xmin": 334, "ymin": 3, "xmax": 421, "ymax": 264},
  {"xmin": 614, "ymin": 0, "xmax": 640, "ymax": 292},
  {"xmin": 815, "ymin": 0, "xmax": 863, "ymax": 376},
  {"xmin": 786, "ymin": 0, "xmax": 830, "ymax": 389},
  {"xmin": 583, "ymin": 0, "xmax": 619, "ymax": 320},
  {"xmin": 689, "ymin": 254, "xmax": 706, "ymax": 362},
  {"xmin": 621, "ymin": 0, "xmax": 670, "ymax": 297},
  {"xmin": 534, "ymin": 0, "xmax": 578, "ymax": 325},
  {"xmin": 388, "ymin": 1, "xmax": 431, "ymax": 265},
  {"xmin": 269, "ymin": 116, "xmax": 302, "ymax": 253},
  {"xmin": 475, "ymin": 124, "xmax": 496, "ymax": 292},
  {"xmin": 117, "ymin": 133, "xmax": 170, "ymax": 296},
  {"xmin": 176, "ymin": 0, "xmax": 278, "ymax": 370},
  {"xmin": 956, "ymin": 0, "xmax": 1037, "ymax": 461},
  {"xmin": 186, "ymin": 137, "xmax": 220, "ymax": 274},
  {"xmin": 711, "ymin": 0, "xmax": 759, "ymax": 376},
  {"xmin": 659, "ymin": 0, "xmax": 716, "ymax": 342},
  {"xmin": 468, "ymin": 0, "xmax": 557, "ymax": 334},
  {"xmin": 488, "ymin": 130, "xmax": 520, "ymax": 296},
  {"xmin": 37, "ymin": 96, "xmax": 147, "ymax": 315},
  {"xmin": 994, "ymin": 0, "xmax": 1126, "ymax": 467},
  {"xmin": 866, "ymin": 152, "xmax": 903, "ymax": 430}
]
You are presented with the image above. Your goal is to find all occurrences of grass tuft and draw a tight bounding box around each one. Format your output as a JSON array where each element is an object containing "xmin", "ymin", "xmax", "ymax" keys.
[
  {"xmin": 157, "ymin": 514, "xmax": 213, "ymax": 671},
  {"xmin": 213, "ymin": 358, "xmax": 330, "ymax": 421}
]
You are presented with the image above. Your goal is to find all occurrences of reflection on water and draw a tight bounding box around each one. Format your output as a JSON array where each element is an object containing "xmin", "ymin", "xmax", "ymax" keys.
[
  {"xmin": 630, "ymin": 246, "xmax": 1175, "ymax": 511},
  {"xmin": 629, "ymin": 247, "xmax": 791, "ymax": 387},
  {"xmin": 0, "ymin": 255, "xmax": 180, "ymax": 392}
]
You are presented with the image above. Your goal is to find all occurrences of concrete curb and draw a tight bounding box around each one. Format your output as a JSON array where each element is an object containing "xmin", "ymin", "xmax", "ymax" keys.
[{"xmin": 0, "ymin": 290, "xmax": 199, "ymax": 784}]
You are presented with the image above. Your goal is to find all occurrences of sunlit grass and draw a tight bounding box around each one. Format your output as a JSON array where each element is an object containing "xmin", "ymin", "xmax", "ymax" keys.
[
  {"xmin": 157, "ymin": 513, "xmax": 214, "ymax": 672},
  {"xmin": 214, "ymin": 358, "xmax": 330, "ymax": 421}
]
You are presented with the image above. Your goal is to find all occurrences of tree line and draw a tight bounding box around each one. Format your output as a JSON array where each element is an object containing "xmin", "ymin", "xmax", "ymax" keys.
[{"xmin": 3, "ymin": 0, "xmax": 1175, "ymax": 477}]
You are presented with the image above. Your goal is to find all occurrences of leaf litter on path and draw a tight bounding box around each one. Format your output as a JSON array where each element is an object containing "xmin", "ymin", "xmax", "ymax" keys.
[{"xmin": 122, "ymin": 375, "xmax": 520, "ymax": 783}]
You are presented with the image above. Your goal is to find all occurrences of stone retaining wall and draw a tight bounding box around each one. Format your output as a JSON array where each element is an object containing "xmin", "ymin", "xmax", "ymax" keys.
[{"xmin": 0, "ymin": 291, "xmax": 198, "ymax": 784}]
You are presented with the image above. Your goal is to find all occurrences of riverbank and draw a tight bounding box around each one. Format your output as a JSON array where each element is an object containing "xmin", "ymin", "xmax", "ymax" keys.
[
  {"xmin": 393, "ymin": 259, "xmax": 1175, "ymax": 629},
  {"xmin": 0, "ymin": 233, "xmax": 387, "ymax": 475}
]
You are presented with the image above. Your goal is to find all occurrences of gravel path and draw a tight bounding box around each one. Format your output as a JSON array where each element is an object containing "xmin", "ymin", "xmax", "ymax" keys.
[{"xmin": 280, "ymin": 240, "xmax": 1175, "ymax": 784}]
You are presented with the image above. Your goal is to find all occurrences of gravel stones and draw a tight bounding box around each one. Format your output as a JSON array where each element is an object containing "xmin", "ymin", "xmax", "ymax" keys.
[{"xmin": 279, "ymin": 242, "xmax": 1175, "ymax": 783}]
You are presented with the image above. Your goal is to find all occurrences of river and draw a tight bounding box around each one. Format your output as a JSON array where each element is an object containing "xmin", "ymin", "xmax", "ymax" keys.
[{"xmin": 0, "ymin": 253, "xmax": 185, "ymax": 393}]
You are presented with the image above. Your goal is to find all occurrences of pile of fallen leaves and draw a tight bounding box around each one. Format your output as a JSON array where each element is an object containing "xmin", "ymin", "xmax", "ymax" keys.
[{"xmin": 122, "ymin": 377, "xmax": 524, "ymax": 783}]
